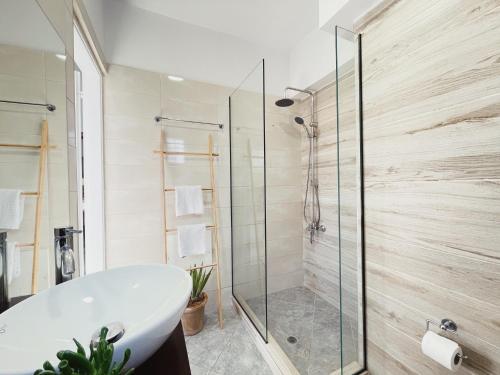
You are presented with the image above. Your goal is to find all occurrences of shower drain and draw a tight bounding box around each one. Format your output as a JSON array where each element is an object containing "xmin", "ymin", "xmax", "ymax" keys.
[{"xmin": 287, "ymin": 336, "xmax": 298, "ymax": 344}]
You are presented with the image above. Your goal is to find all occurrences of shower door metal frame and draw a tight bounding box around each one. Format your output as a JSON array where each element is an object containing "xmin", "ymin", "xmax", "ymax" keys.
[
  {"xmin": 229, "ymin": 59, "xmax": 269, "ymax": 343},
  {"xmin": 357, "ymin": 32, "xmax": 368, "ymax": 375},
  {"xmin": 335, "ymin": 26, "xmax": 367, "ymax": 375}
]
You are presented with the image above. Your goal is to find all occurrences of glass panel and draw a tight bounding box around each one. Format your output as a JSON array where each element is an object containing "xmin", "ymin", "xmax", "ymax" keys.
[
  {"xmin": 335, "ymin": 27, "xmax": 365, "ymax": 374},
  {"xmin": 230, "ymin": 60, "xmax": 267, "ymax": 340},
  {"xmin": 0, "ymin": 0, "xmax": 68, "ymax": 300}
]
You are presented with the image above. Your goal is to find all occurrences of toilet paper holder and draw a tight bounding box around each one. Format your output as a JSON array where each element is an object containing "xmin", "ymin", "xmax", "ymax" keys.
[{"xmin": 426, "ymin": 318, "xmax": 468, "ymax": 360}]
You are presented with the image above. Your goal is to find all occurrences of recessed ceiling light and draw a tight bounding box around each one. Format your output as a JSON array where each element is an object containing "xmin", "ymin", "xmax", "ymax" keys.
[
  {"xmin": 56, "ymin": 54, "xmax": 66, "ymax": 61},
  {"xmin": 168, "ymin": 75, "xmax": 184, "ymax": 82}
]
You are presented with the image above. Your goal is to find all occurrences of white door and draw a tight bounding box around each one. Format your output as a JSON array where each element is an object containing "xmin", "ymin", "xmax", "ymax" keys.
[{"xmin": 73, "ymin": 24, "xmax": 106, "ymax": 274}]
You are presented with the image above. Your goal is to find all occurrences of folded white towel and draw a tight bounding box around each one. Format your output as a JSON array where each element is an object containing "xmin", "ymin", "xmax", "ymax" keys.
[
  {"xmin": 0, "ymin": 190, "xmax": 25, "ymax": 230},
  {"xmin": 177, "ymin": 224, "xmax": 210, "ymax": 258},
  {"xmin": 175, "ymin": 185, "xmax": 204, "ymax": 217},
  {"xmin": 6, "ymin": 240, "xmax": 20, "ymax": 285}
]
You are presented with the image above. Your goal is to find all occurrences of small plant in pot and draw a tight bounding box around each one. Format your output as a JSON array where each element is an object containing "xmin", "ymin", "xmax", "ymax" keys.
[
  {"xmin": 34, "ymin": 327, "xmax": 134, "ymax": 375},
  {"xmin": 181, "ymin": 264, "xmax": 212, "ymax": 336}
]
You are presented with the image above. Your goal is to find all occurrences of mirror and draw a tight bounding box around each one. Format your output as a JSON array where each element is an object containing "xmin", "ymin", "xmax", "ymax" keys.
[{"xmin": 0, "ymin": 0, "xmax": 71, "ymax": 300}]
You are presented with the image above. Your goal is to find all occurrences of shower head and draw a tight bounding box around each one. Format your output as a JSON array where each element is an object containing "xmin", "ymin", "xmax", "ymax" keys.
[
  {"xmin": 294, "ymin": 116, "xmax": 305, "ymax": 125},
  {"xmin": 275, "ymin": 98, "xmax": 295, "ymax": 107},
  {"xmin": 294, "ymin": 116, "xmax": 311, "ymax": 138}
]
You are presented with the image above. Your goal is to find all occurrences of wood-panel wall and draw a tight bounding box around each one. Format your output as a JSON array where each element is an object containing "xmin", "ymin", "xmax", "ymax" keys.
[{"xmin": 360, "ymin": 1, "xmax": 500, "ymax": 374}]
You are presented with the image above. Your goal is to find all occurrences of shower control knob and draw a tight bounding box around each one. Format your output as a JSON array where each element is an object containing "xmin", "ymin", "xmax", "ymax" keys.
[{"xmin": 318, "ymin": 224, "xmax": 326, "ymax": 232}]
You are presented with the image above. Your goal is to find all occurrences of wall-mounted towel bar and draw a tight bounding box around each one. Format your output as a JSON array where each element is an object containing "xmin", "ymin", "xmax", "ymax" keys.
[
  {"xmin": 165, "ymin": 225, "xmax": 215, "ymax": 233},
  {"xmin": 0, "ymin": 99, "xmax": 56, "ymax": 112},
  {"xmin": 154, "ymin": 150, "xmax": 219, "ymax": 157},
  {"xmin": 21, "ymin": 192, "xmax": 39, "ymax": 196},
  {"xmin": 164, "ymin": 187, "xmax": 213, "ymax": 192},
  {"xmin": 155, "ymin": 115, "xmax": 223, "ymax": 129}
]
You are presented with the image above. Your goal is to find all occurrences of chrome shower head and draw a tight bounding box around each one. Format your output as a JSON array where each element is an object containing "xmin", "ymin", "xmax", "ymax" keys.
[{"xmin": 275, "ymin": 98, "xmax": 295, "ymax": 107}]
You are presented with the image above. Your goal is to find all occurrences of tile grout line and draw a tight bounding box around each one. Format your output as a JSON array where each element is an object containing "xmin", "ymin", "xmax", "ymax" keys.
[{"xmin": 206, "ymin": 309, "xmax": 246, "ymax": 374}]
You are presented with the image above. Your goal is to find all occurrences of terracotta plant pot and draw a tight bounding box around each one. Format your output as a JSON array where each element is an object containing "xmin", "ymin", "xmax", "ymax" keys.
[{"xmin": 181, "ymin": 292, "xmax": 208, "ymax": 336}]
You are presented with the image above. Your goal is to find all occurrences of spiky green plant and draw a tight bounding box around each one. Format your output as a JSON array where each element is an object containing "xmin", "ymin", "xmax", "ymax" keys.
[
  {"xmin": 34, "ymin": 327, "xmax": 134, "ymax": 375},
  {"xmin": 189, "ymin": 264, "xmax": 213, "ymax": 305}
]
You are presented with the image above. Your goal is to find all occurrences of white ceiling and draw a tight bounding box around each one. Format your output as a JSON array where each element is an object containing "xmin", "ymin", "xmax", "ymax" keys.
[{"xmin": 120, "ymin": 0, "xmax": 319, "ymax": 51}]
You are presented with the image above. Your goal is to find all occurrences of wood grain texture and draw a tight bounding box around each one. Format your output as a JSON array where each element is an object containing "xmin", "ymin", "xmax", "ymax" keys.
[
  {"xmin": 301, "ymin": 75, "xmax": 362, "ymax": 320},
  {"xmin": 361, "ymin": 1, "xmax": 500, "ymax": 374}
]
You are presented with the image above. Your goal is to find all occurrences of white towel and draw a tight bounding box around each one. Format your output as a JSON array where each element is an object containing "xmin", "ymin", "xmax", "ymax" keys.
[
  {"xmin": 177, "ymin": 224, "xmax": 210, "ymax": 258},
  {"xmin": 6, "ymin": 240, "xmax": 21, "ymax": 285},
  {"xmin": 175, "ymin": 185, "xmax": 204, "ymax": 217},
  {"xmin": 0, "ymin": 190, "xmax": 25, "ymax": 230}
]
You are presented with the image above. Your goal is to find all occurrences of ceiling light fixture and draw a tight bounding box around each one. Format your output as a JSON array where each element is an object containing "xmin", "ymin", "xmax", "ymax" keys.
[{"xmin": 168, "ymin": 75, "xmax": 184, "ymax": 82}]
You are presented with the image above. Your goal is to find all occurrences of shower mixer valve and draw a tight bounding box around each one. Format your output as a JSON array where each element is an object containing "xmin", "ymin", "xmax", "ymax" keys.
[
  {"xmin": 306, "ymin": 222, "xmax": 327, "ymax": 244},
  {"xmin": 306, "ymin": 222, "xmax": 327, "ymax": 233}
]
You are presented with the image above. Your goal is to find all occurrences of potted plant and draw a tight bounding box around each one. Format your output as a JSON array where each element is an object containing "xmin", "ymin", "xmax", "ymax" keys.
[
  {"xmin": 35, "ymin": 327, "xmax": 134, "ymax": 375},
  {"xmin": 181, "ymin": 264, "xmax": 212, "ymax": 336}
]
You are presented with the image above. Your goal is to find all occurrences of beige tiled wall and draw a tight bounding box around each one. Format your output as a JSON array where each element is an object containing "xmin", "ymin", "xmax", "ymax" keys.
[
  {"xmin": 103, "ymin": 64, "xmax": 232, "ymax": 311},
  {"xmin": 103, "ymin": 64, "xmax": 305, "ymax": 311},
  {"xmin": 266, "ymin": 99, "xmax": 304, "ymax": 293}
]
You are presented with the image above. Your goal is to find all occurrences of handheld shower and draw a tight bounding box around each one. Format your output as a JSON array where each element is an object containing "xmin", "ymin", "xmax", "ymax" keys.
[
  {"xmin": 294, "ymin": 116, "xmax": 312, "ymax": 138},
  {"xmin": 274, "ymin": 88, "xmax": 325, "ymax": 243}
]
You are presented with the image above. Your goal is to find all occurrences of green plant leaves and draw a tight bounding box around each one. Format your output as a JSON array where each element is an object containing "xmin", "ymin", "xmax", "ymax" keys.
[
  {"xmin": 190, "ymin": 264, "xmax": 213, "ymax": 301},
  {"xmin": 34, "ymin": 327, "xmax": 134, "ymax": 375}
]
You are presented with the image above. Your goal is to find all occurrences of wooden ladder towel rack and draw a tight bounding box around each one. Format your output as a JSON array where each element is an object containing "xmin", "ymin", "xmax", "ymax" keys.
[
  {"xmin": 156, "ymin": 131, "xmax": 224, "ymax": 328},
  {"xmin": 0, "ymin": 120, "xmax": 49, "ymax": 294}
]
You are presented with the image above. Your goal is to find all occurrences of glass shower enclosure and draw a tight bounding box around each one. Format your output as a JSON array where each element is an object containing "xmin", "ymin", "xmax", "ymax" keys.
[
  {"xmin": 229, "ymin": 60, "xmax": 268, "ymax": 340},
  {"xmin": 230, "ymin": 27, "xmax": 365, "ymax": 375}
]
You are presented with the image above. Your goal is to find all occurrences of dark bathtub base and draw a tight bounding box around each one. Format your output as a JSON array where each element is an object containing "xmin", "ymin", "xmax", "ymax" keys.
[{"xmin": 135, "ymin": 321, "xmax": 191, "ymax": 375}]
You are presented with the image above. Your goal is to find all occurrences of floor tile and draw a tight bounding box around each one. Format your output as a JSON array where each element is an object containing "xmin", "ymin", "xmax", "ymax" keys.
[
  {"xmin": 246, "ymin": 286, "xmax": 358, "ymax": 374},
  {"xmin": 185, "ymin": 300, "xmax": 272, "ymax": 374},
  {"xmin": 210, "ymin": 324, "xmax": 273, "ymax": 375}
]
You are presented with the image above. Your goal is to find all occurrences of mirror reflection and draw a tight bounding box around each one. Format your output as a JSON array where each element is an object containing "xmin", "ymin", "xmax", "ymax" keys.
[{"xmin": 0, "ymin": 0, "xmax": 69, "ymax": 301}]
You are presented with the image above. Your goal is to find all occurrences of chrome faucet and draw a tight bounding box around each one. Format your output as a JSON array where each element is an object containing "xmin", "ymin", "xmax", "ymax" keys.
[
  {"xmin": 0, "ymin": 232, "xmax": 8, "ymax": 312},
  {"xmin": 54, "ymin": 227, "xmax": 82, "ymax": 284}
]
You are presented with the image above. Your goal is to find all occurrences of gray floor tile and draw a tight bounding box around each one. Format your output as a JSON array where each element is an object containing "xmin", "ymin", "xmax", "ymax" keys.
[
  {"xmin": 185, "ymin": 289, "xmax": 361, "ymax": 375},
  {"xmin": 185, "ymin": 301, "xmax": 272, "ymax": 375},
  {"xmin": 246, "ymin": 286, "xmax": 359, "ymax": 375},
  {"xmin": 210, "ymin": 324, "xmax": 273, "ymax": 375},
  {"xmin": 189, "ymin": 363, "xmax": 211, "ymax": 375}
]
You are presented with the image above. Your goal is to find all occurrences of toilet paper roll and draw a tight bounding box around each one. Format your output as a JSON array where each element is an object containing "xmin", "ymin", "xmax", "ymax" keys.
[{"xmin": 421, "ymin": 331, "xmax": 463, "ymax": 371}]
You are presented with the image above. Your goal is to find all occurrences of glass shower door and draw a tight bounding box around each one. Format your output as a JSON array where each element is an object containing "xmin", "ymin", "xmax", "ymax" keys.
[
  {"xmin": 336, "ymin": 26, "xmax": 366, "ymax": 374},
  {"xmin": 230, "ymin": 60, "xmax": 267, "ymax": 341}
]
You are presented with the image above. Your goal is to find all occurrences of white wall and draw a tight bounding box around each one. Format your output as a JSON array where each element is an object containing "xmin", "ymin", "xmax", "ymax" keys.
[
  {"xmin": 289, "ymin": 28, "xmax": 336, "ymax": 91},
  {"xmin": 289, "ymin": 0, "xmax": 383, "ymax": 91},
  {"xmin": 0, "ymin": 0, "xmax": 65, "ymax": 54},
  {"xmin": 81, "ymin": 0, "xmax": 105, "ymax": 48},
  {"xmin": 289, "ymin": 29, "xmax": 356, "ymax": 92},
  {"xmin": 78, "ymin": 0, "xmax": 382, "ymax": 95},
  {"xmin": 102, "ymin": 0, "xmax": 289, "ymax": 95},
  {"xmin": 319, "ymin": 0, "xmax": 349, "ymax": 29}
]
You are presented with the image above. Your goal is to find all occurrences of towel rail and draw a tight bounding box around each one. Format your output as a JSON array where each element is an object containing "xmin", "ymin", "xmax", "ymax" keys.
[
  {"xmin": 164, "ymin": 188, "xmax": 213, "ymax": 192},
  {"xmin": 0, "ymin": 99, "xmax": 55, "ymax": 112},
  {"xmin": 0, "ymin": 143, "xmax": 56, "ymax": 149},
  {"xmin": 166, "ymin": 225, "xmax": 215, "ymax": 233},
  {"xmin": 154, "ymin": 115, "xmax": 223, "ymax": 129},
  {"xmin": 154, "ymin": 150, "xmax": 219, "ymax": 157},
  {"xmin": 16, "ymin": 242, "xmax": 34, "ymax": 247},
  {"xmin": 187, "ymin": 263, "xmax": 217, "ymax": 271}
]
